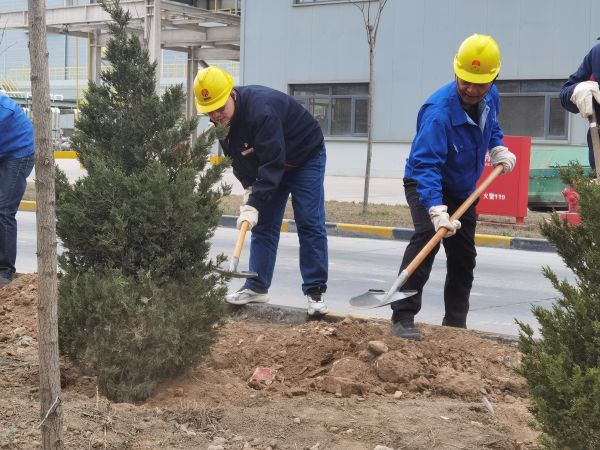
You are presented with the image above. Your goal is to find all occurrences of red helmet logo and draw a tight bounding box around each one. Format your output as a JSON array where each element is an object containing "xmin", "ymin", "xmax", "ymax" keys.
[
  {"xmin": 201, "ymin": 88, "xmax": 209, "ymax": 98},
  {"xmin": 471, "ymin": 60, "xmax": 481, "ymax": 66}
]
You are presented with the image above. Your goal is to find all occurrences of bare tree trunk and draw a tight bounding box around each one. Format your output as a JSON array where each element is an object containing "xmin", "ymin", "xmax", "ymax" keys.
[
  {"xmin": 27, "ymin": 0, "xmax": 63, "ymax": 447},
  {"xmin": 353, "ymin": 0, "xmax": 387, "ymax": 214},
  {"xmin": 362, "ymin": 44, "xmax": 375, "ymax": 214}
]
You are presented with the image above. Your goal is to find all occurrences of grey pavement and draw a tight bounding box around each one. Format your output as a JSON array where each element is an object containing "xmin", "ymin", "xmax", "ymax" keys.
[
  {"xmin": 15, "ymin": 211, "xmax": 570, "ymax": 337},
  {"xmin": 221, "ymin": 168, "xmax": 408, "ymax": 205},
  {"xmin": 47, "ymin": 161, "xmax": 408, "ymax": 206}
]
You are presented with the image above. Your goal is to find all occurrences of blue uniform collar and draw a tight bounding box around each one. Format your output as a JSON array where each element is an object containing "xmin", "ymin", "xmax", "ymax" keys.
[{"xmin": 449, "ymin": 83, "xmax": 490, "ymax": 132}]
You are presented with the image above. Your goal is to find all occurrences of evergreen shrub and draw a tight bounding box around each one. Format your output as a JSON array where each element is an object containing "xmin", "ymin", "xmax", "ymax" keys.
[{"xmin": 56, "ymin": 0, "xmax": 229, "ymax": 402}]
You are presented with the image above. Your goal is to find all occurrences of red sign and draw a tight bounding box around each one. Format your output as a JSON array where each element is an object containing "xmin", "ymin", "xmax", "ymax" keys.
[{"xmin": 476, "ymin": 135, "xmax": 531, "ymax": 224}]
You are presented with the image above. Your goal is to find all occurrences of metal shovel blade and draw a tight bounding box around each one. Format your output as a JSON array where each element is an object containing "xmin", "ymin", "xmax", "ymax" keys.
[
  {"xmin": 214, "ymin": 266, "xmax": 258, "ymax": 279},
  {"xmin": 350, "ymin": 289, "xmax": 418, "ymax": 309}
]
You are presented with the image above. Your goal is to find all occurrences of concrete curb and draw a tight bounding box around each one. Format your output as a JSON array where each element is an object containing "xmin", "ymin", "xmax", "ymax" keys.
[
  {"xmin": 226, "ymin": 302, "xmax": 519, "ymax": 347},
  {"xmin": 18, "ymin": 201, "xmax": 554, "ymax": 253},
  {"xmin": 219, "ymin": 215, "xmax": 556, "ymax": 253}
]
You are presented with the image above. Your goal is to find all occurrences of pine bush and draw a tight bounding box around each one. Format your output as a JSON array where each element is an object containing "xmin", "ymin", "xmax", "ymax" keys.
[
  {"xmin": 517, "ymin": 164, "xmax": 600, "ymax": 449},
  {"xmin": 56, "ymin": 0, "xmax": 230, "ymax": 402}
]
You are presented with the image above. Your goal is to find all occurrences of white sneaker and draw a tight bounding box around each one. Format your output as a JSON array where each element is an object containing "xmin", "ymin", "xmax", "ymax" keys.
[
  {"xmin": 306, "ymin": 291, "xmax": 328, "ymax": 316},
  {"xmin": 226, "ymin": 288, "xmax": 270, "ymax": 305}
]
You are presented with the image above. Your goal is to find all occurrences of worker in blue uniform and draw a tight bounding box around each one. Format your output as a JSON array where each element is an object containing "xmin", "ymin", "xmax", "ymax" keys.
[
  {"xmin": 560, "ymin": 40, "xmax": 600, "ymax": 169},
  {"xmin": 193, "ymin": 67, "xmax": 329, "ymax": 316},
  {"xmin": 0, "ymin": 92, "xmax": 35, "ymax": 287},
  {"xmin": 390, "ymin": 34, "xmax": 516, "ymax": 340}
]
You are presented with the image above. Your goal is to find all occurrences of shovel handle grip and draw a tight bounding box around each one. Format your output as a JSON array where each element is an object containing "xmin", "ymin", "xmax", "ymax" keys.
[
  {"xmin": 405, "ymin": 164, "xmax": 504, "ymax": 277},
  {"xmin": 588, "ymin": 111, "xmax": 600, "ymax": 178},
  {"xmin": 233, "ymin": 220, "xmax": 250, "ymax": 259}
]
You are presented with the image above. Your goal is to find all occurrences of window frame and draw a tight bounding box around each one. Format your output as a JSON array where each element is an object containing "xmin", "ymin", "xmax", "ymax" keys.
[
  {"xmin": 496, "ymin": 79, "xmax": 568, "ymax": 141},
  {"xmin": 290, "ymin": 83, "xmax": 369, "ymax": 137}
]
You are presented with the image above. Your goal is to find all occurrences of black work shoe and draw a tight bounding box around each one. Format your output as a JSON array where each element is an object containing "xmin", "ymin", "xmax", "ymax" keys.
[
  {"xmin": 390, "ymin": 319, "xmax": 423, "ymax": 341},
  {"xmin": 442, "ymin": 317, "xmax": 467, "ymax": 328}
]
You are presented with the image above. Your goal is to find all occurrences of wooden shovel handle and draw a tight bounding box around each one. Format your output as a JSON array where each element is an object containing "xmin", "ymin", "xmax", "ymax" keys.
[
  {"xmin": 405, "ymin": 164, "xmax": 504, "ymax": 277},
  {"xmin": 233, "ymin": 220, "xmax": 250, "ymax": 258},
  {"xmin": 588, "ymin": 111, "xmax": 600, "ymax": 178}
]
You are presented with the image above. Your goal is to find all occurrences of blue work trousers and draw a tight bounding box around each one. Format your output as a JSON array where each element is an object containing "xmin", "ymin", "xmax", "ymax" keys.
[
  {"xmin": 244, "ymin": 147, "xmax": 328, "ymax": 295},
  {"xmin": 0, "ymin": 154, "xmax": 35, "ymax": 280}
]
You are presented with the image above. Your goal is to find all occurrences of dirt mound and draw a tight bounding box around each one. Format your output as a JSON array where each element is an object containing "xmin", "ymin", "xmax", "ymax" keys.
[{"xmin": 0, "ymin": 274, "xmax": 538, "ymax": 449}]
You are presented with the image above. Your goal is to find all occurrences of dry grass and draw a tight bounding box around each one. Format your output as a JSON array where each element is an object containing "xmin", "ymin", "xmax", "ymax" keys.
[{"xmin": 220, "ymin": 194, "xmax": 550, "ymax": 239}]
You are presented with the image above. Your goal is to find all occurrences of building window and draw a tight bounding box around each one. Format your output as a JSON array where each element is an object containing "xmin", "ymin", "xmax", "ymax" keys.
[
  {"xmin": 496, "ymin": 80, "xmax": 567, "ymax": 140},
  {"xmin": 290, "ymin": 83, "xmax": 368, "ymax": 137}
]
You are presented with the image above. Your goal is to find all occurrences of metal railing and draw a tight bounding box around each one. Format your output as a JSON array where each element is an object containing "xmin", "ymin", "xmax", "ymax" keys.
[{"xmin": 7, "ymin": 61, "xmax": 240, "ymax": 81}]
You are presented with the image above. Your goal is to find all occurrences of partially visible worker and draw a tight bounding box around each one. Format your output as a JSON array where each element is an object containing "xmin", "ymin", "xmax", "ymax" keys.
[
  {"xmin": 560, "ymin": 40, "xmax": 600, "ymax": 169},
  {"xmin": 0, "ymin": 91, "xmax": 35, "ymax": 287},
  {"xmin": 390, "ymin": 34, "xmax": 516, "ymax": 340},
  {"xmin": 194, "ymin": 67, "xmax": 329, "ymax": 316}
]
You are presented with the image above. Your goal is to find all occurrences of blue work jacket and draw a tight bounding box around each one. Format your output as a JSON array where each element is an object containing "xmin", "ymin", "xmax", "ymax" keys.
[
  {"xmin": 0, "ymin": 93, "xmax": 34, "ymax": 160},
  {"xmin": 404, "ymin": 81, "xmax": 504, "ymax": 210},
  {"xmin": 219, "ymin": 85, "xmax": 324, "ymax": 210},
  {"xmin": 560, "ymin": 42, "xmax": 600, "ymax": 168}
]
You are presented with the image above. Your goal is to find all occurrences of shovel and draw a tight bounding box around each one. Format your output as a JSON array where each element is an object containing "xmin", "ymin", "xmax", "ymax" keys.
[
  {"xmin": 589, "ymin": 110, "xmax": 600, "ymax": 178},
  {"xmin": 350, "ymin": 164, "xmax": 505, "ymax": 309},
  {"xmin": 214, "ymin": 221, "xmax": 258, "ymax": 278}
]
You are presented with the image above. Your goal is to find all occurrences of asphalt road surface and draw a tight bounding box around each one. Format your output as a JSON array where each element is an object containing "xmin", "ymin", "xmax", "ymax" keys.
[{"xmin": 16, "ymin": 212, "xmax": 571, "ymax": 337}]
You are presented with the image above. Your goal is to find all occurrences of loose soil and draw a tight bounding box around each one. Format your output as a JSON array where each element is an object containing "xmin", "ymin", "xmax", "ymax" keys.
[{"xmin": 1, "ymin": 274, "xmax": 539, "ymax": 449}]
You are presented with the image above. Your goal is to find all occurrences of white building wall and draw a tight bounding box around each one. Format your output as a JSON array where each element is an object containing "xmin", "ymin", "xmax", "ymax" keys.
[{"xmin": 241, "ymin": 0, "xmax": 600, "ymax": 176}]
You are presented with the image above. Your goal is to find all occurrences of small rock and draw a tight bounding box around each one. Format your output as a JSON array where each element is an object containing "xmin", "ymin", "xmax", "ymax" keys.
[
  {"xmin": 367, "ymin": 340, "xmax": 389, "ymax": 355},
  {"xmin": 504, "ymin": 394, "xmax": 516, "ymax": 403},
  {"xmin": 393, "ymin": 390, "xmax": 403, "ymax": 399},
  {"xmin": 212, "ymin": 436, "xmax": 227, "ymax": 445},
  {"xmin": 309, "ymin": 444, "xmax": 320, "ymax": 450},
  {"xmin": 173, "ymin": 387, "xmax": 184, "ymax": 397},
  {"xmin": 269, "ymin": 439, "xmax": 278, "ymax": 448},
  {"xmin": 290, "ymin": 387, "xmax": 307, "ymax": 396},
  {"xmin": 293, "ymin": 417, "xmax": 301, "ymax": 424},
  {"xmin": 255, "ymin": 334, "xmax": 264, "ymax": 343},
  {"xmin": 329, "ymin": 426, "xmax": 339, "ymax": 433},
  {"xmin": 373, "ymin": 446, "xmax": 394, "ymax": 450},
  {"xmin": 249, "ymin": 367, "xmax": 275, "ymax": 383}
]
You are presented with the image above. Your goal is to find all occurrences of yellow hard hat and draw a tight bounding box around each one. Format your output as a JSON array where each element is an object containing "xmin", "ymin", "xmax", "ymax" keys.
[
  {"xmin": 193, "ymin": 66, "xmax": 234, "ymax": 114},
  {"xmin": 453, "ymin": 34, "xmax": 501, "ymax": 84}
]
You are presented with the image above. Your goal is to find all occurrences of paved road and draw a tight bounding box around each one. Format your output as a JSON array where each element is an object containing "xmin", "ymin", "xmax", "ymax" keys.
[{"xmin": 16, "ymin": 211, "xmax": 570, "ymax": 337}]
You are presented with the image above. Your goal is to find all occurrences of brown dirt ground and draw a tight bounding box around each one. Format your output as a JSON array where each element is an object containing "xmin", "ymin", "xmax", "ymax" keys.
[{"xmin": 1, "ymin": 274, "xmax": 539, "ymax": 449}]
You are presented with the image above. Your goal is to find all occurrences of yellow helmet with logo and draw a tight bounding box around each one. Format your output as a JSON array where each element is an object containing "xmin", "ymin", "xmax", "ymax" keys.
[
  {"xmin": 453, "ymin": 34, "xmax": 501, "ymax": 84},
  {"xmin": 193, "ymin": 66, "xmax": 234, "ymax": 114}
]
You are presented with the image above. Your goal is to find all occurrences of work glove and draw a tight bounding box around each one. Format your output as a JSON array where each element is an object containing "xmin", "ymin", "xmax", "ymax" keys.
[
  {"xmin": 428, "ymin": 205, "xmax": 461, "ymax": 238},
  {"xmin": 489, "ymin": 146, "xmax": 516, "ymax": 174},
  {"xmin": 570, "ymin": 80, "xmax": 600, "ymax": 118},
  {"xmin": 242, "ymin": 186, "xmax": 253, "ymax": 205},
  {"xmin": 237, "ymin": 204, "xmax": 259, "ymax": 230}
]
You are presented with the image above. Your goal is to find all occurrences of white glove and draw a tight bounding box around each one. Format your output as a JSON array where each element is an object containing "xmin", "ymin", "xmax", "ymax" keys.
[
  {"xmin": 237, "ymin": 204, "xmax": 259, "ymax": 230},
  {"xmin": 242, "ymin": 186, "xmax": 252, "ymax": 205},
  {"xmin": 489, "ymin": 146, "xmax": 516, "ymax": 174},
  {"xmin": 428, "ymin": 205, "xmax": 461, "ymax": 238},
  {"xmin": 570, "ymin": 80, "xmax": 600, "ymax": 118}
]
